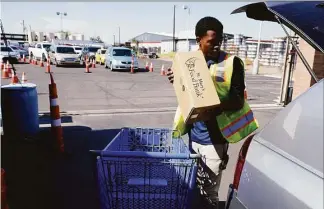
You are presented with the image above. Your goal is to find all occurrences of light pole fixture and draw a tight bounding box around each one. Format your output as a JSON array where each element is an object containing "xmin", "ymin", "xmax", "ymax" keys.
[
  {"xmin": 56, "ymin": 12, "xmax": 67, "ymax": 33},
  {"xmin": 183, "ymin": 5, "xmax": 191, "ymax": 51}
]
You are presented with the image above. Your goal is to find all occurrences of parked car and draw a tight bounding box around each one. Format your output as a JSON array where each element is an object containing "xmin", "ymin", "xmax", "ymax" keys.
[
  {"xmin": 28, "ymin": 42, "xmax": 52, "ymax": 61},
  {"xmin": 73, "ymin": 46, "xmax": 83, "ymax": 55},
  {"xmin": 95, "ymin": 48, "xmax": 107, "ymax": 65},
  {"xmin": 104, "ymin": 47, "xmax": 139, "ymax": 72},
  {"xmin": 48, "ymin": 45, "xmax": 81, "ymax": 67},
  {"xmin": 148, "ymin": 52, "xmax": 158, "ymax": 59},
  {"xmin": 10, "ymin": 45, "xmax": 28, "ymax": 58},
  {"xmin": 226, "ymin": 2, "xmax": 323, "ymax": 209},
  {"xmin": 0, "ymin": 46, "xmax": 20, "ymax": 63}
]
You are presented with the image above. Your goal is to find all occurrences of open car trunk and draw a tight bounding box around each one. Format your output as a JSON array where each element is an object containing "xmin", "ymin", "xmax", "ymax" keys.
[{"xmin": 232, "ymin": 1, "xmax": 324, "ymax": 83}]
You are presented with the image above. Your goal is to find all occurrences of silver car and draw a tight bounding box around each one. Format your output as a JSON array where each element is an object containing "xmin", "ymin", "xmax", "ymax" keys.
[
  {"xmin": 226, "ymin": 2, "xmax": 323, "ymax": 209},
  {"xmin": 104, "ymin": 47, "xmax": 139, "ymax": 72}
]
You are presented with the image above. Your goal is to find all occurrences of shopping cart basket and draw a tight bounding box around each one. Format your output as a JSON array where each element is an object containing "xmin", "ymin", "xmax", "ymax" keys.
[{"xmin": 90, "ymin": 127, "xmax": 201, "ymax": 209}]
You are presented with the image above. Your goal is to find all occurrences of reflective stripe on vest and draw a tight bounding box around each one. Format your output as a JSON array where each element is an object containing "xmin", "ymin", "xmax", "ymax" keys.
[{"xmin": 221, "ymin": 109, "xmax": 254, "ymax": 138}]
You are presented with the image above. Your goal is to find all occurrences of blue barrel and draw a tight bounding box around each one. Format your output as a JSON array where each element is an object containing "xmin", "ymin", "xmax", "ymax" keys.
[{"xmin": 1, "ymin": 83, "xmax": 39, "ymax": 138}]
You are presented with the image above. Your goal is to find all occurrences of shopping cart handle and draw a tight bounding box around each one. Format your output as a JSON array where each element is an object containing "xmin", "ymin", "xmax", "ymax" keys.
[{"xmin": 89, "ymin": 150, "xmax": 201, "ymax": 159}]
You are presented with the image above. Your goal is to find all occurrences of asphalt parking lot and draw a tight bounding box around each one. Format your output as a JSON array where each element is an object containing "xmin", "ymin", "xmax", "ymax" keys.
[
  {"xmin": 1, "ymin": 58, "xmax": 284, "ymax": 208},
  {"xmin": 2, "ymin": 58, "xmax": 282, "ymax": 112}
]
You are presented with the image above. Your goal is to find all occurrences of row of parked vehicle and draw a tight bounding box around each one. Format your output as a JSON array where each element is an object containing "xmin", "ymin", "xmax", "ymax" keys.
[
  {"xmin": 27, "ymin": 42, "xmax": 139, "ymax": 71},
  {"xmin": 0, "ymin": 42, "xmax": 29, "ymax": 64}
]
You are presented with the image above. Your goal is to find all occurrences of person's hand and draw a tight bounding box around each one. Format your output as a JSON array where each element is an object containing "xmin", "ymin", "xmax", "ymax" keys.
[{"xmin": 167, "ymin": 68, "xmax": 174, "ymax": 84}]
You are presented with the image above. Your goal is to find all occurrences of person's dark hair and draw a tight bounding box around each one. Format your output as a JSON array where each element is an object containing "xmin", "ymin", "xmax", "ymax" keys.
[{"xmin": 195, "ymin": 16, "xmax": 223, "ymax": 38}]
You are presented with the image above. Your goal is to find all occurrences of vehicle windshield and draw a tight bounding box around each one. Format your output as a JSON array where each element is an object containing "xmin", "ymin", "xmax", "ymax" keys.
[
  {"xmin": 74, "ymin": 47, "xmax": 82, "ymax": 51},
  {"xmin": 43, "ymin": 44, "xmax": 52, "ymax": 49},
  {"xmin": 10, "ymin": 46, "xmax": 18, "ymax": 50},
  {"xmin": 1, "ymin": 47, "xmax": 13, "ymax": 52},
  {"xmin": 113, "ymin": 49, "xmax": 131, "ymax": 57},
  {"xmin": 57, "ymin": 47, "xmax": 76, "ymax": 54},
  {"xmin": 88, "ymin": 47, "xmax": 101, "ymax": 53},
  {"xmin": 101, "ymin": 50, "xmax": 106, "ymax": 54}
]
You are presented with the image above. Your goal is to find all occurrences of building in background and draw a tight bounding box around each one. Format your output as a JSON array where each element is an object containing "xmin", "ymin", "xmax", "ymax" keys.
[{"xmin": 27, "ymin": 30, "xmax": 85, "ymax": 43}]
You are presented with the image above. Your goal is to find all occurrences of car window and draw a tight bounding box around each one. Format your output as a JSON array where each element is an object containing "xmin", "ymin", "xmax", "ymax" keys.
[
  {"xmin": 10, "ymin": 46, "xmax": 18, "ymax": 50},
  {"xmin": 1, "ymin": 47, "xmax": 13, "ymax": 52},
  {"xmin": 101, "ymin": 50, "xmax": 106, "ymax": 54},
  {"xmin": 112, "ymin": 49, "xmax": 131, "ymax": 56},
  {"xmin": 89, "ymin": 47, "xmax": 101, "ymax": 53},
  {"xmin": 37, "ymin": 44, "xmax": 41, "ymax": 49},
  {"xmin": 43, "ymin": 44, "xmax": 52, "ymax": 49},
  {"xmin": 56, "ymin": 47, "xmax": 76, "ymax": 54},
  {"xmin": 74, "ymin": 47, "xmax": 82, "ymax": 50}
]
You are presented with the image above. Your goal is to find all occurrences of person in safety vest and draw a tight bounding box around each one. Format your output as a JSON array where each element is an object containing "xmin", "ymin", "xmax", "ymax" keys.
[{"xmin": 167, "ymin": 16, "xmax": 259, "ymax": 208}]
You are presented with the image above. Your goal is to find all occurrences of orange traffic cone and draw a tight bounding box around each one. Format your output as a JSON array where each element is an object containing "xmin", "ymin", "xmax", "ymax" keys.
[
  {"xmin": 34, "ymin": 58, "xmax": 38, "ymax": 65},
  {"xmin": 149, "ymin": 62, "xmax": 153, "ymax": 72},
  {"xmin": 1, "ymin": 62, "xmax": 4, "ymax": 71},
  {"xmin": 145, "ymin": 61, "xmax": 149, "ymax": 71},
  {"xmin": 40, "ymin": 59, "xmax": 44, "ymax": 67},
  {"xmin": 11, "ymin": 72, "xmax": 19, "ymax": 84},
  {"xmin": 21, "ymin": 72, "xmax": 27, "ymax": 83},
  {"xmin": 23, "ymin": 54, "xmax": 26, "ymax": 63},
  {"xmin": 2, "ymin": 65, "xmax": 10, "ymax": 79},
  {"xmin": 49, "ymin": 73, "xmax": 65, "ymax": 153},
  {"xmin": 85, "ymin": 61, "xmax": 91, "ymax": 73},
  {"xmin": 46, "ymin": 59, "xmax": 51, "ymax": 73},
  {"xmin": 6, "ymin": 61, "xmax": 12, "ymax": 77},
  {"xmin": 160, "ymin": 65, "xmax": 166, "ymax": 76},
  {"xmin": 92, "ymin": 59, "xmax": 96, "ymax": 68}
]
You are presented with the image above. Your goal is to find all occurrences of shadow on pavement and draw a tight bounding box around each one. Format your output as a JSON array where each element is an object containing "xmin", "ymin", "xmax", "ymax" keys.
[
  {"xmin": 2, "ymin": 126, "xmax": 226, "ymax": 209},
  {"xmin": 1, "ymin": 126, "xmax": 120, "ymax": 209}
]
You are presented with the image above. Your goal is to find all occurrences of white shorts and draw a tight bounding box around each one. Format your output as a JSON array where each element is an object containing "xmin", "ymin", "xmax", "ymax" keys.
[{"xmin": 191, "ymin": 141, "xmax": 228, "ymax": 206}]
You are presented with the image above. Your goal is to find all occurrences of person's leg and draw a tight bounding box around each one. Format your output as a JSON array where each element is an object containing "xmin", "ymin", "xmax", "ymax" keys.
[{"xmin": 191, "ymin": 141, "xmax": 227, "ymax": 208}]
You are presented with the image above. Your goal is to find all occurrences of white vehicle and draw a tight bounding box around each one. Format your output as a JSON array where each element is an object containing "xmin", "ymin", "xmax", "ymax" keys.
[
  {"xmin": 0, "ymin": 46, "xmax": 20, "ymax": 63},
  {"xmin": 73, "ymin": 46, "xmax": 83, "ymax": 54},
  {"xmin": 28, "ymin": 42, "xmax": 52, "ymax": 61},
  {"xmin": 226, "ymin": 2, "xmax": 323, "ymax": 209},
  {"xmin": 48, "ymin": 45, "xmax": 81, "ymax": 67}
]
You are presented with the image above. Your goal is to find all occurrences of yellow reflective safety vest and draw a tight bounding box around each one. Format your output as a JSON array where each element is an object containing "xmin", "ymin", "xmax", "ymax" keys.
[{"xmin": 173, "ymin": 51, "xmax": 259, "ymax": 143}]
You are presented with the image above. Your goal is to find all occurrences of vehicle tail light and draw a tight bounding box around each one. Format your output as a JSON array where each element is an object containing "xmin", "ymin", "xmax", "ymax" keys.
[{"xmin": 232, "ymin": 134, "xmax": 254, "ymax": 190}]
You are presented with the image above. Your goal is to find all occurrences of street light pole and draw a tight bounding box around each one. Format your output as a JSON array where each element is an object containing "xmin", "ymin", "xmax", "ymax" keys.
[
  {"xmin": 56, "ymin": 12, "xmax": 67, "ymax": 33},
  {"xmin": 113, "ymin": 35, "xmax": 115, "ymax": 46},
  {"xmin": 173, "ymin": 5, "xmax": 176, "ymax": 52},
  {"xmin": 183, "ymin": 5, "xmax": 190, "ymax": 52}
]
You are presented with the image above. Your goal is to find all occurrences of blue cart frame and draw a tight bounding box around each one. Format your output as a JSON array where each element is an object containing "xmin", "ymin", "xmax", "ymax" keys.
[{"xmin": 90, "ymin": 127, "xmax": 201, "ymax": 209}]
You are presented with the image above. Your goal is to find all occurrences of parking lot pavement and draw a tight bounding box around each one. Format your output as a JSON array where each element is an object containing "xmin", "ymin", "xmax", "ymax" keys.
[{"xmin": 1, "ymin": 59, "xmax": 282, "ymax": 113}]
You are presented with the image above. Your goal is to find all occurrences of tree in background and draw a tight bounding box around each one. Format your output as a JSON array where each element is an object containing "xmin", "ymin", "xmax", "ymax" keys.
[{"xmin": 90, "ymin": 36, "xmax": 104, "ymax": 43}]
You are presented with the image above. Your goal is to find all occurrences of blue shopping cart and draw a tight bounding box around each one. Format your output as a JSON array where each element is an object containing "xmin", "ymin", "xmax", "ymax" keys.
[{"xmin": 90, "ymin": 127, "xmax": 201, "ymax": 209}]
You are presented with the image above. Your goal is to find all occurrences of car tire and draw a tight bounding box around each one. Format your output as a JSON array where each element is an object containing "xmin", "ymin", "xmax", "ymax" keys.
[
  {"xmin": 152, "ymin": 54, "xmax": 157, "ymax": 59},
  {"xmin": 42, "ymin": 53, "xmax": 47, "ymax": 62},
  {"xmin": 105, "ymin": 61, "xmax": 108, "ymax": 69}
]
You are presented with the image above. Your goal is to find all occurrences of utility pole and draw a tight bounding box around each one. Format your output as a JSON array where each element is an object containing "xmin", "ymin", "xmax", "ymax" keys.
[
  {"xmin": 252, "ymin": 21, "xmax": 263, "ymax": 75},
  {"xmin": 113, "ymin": 35, "xmax": 115, "ymax": 46},
  {"xmin": 173, "ymin": 5, "xmax": 176, "ymax": 52}
]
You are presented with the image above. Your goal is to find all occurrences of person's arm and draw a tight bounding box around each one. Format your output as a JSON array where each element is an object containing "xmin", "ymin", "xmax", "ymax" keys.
[{"xmin": 217, "ymin": 57, "xmax": 245, "ymax": 113}]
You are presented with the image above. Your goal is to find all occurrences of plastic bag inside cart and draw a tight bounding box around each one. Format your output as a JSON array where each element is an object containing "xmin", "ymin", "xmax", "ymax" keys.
[{"xmin": 91, "ymin": 127, "xmax": 201, "ymax": 209}]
